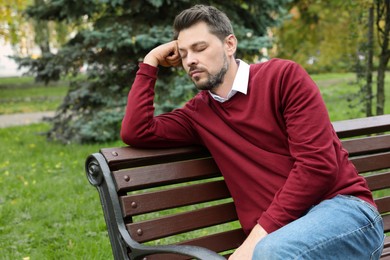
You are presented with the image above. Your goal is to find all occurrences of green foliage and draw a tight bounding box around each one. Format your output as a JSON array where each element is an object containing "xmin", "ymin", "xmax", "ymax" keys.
[
  {"xmin": 16, "ymin": 0, "xmax": 291, "ymax": 143},
  {"xmin": 275, "ymin": 0, "xmax": 374, "ymax": 73}
]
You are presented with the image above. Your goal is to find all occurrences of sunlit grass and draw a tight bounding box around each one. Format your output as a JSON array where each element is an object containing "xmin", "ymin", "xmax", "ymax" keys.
[
  {"xmin": 311, "ymin": 72, "xmax": 390, "ymax": 121},
  {"xmin": 0, "ymin": 123, "xmax": 122, "ymax": 259},
  {"xmin": 0, "ymin": 77, "xmax": 68, "ymax": 114}
]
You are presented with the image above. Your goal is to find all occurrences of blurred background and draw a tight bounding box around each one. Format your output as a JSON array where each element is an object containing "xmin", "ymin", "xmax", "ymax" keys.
[{"xmin": 0, "ymin": 0, "xmax": 389, "ymax": 259}]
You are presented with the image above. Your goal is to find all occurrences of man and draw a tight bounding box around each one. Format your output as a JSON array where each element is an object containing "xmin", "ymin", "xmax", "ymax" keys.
[{"xmin": 121, "ymin": 5, "xmax": 384, "ymax": 259}]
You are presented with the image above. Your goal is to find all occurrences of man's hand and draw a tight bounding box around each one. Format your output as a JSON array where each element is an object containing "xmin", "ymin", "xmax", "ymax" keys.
[
  {"xmin": 228, "ymin": 224, "xmax": 268, "ymax": 260},
  {"xmin": 143, "ymin": 41, "xmax": 181, "ymax": 68}
]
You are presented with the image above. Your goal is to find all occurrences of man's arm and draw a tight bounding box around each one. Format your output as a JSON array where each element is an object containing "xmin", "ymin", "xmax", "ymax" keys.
[
  {"xmin": 121, "ymin": 41, "xmax": 199, "ymax": 147},
  {"xmin": 232, "ymin": 60, "xmax": 338, "ymax": 259}
]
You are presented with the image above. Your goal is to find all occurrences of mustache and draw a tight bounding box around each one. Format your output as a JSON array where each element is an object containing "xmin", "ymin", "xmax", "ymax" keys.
[{"xmin": 188, "ymin": 66, "xmax": 205, "ymax": 76}]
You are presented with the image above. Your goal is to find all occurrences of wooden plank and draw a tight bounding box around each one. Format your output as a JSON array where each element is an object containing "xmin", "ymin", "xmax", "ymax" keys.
[
  {"xmin": 121, "ymin": 180, "xmax": 231, "ymax": 217},
  {"xmin": 342, "ymin": 134, "xmax": 390, "ymax": 156},
  {"xmin": 383, "ymin": 214, "xmax": 390, "ymax": 233},
  {"xmin": 101, "ymin": 146, "xmax": 210, "ymax": 170},
  {"xmin": 113, "ymin": 157, "xmax": 221, "ymax": 192},
  {"xmin": 179, "ymin": 229, "xmax": 246, "ymax": 253},
  {"xmin": 127, "ymin": 203, "xmax": 238, "ymax": 243},
  {"xmin": 332, "ymin": 114, "xmax": 390, "ymax": 138},
  {"xmin": 375, "ymin": 196, "xmax": 390, "ymax": 215},
  {"xmin": 145, "ymin": 253, "xmax": 194, "ymax": 260},
  {"xmin": 382, "ymin": 236, "xmax": 390, "ymax": 259},
  {"xmin": 145, "ymin": 229, "xmax": 246, "ymax": 260},
  {"xmin": 365, "ymin": 172, "xmax": 390, "ymax": 191},
  {"xmin": 350, "ymin": 152, "xmax": 390, "ymax": 173}
]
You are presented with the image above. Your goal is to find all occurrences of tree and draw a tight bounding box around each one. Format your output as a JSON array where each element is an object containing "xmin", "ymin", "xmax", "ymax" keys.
[
  {"xmin": 274, "ymin": 0, "xmax": 371, "ymax": 73},
  {"xmin": 1, "ymin": 0, "xmax": 70, "ymax": 57},
  {"xmin": 375, "ymin": 0, "xmax": 390, "ymax": 115},
  {"xmin": 0, "ymin": 0, "xmax": 31, "ymax": 51},
  {"xmin": 364, "ymin": 5, "xmax": 374, "ymax": 117},
  {"xmin": 17, "ymin": 0, "xmax": 290, "ymax": 143},
  {"xmin": 274, "ymin": 0, "xmax": 388, "ymax": 117}
]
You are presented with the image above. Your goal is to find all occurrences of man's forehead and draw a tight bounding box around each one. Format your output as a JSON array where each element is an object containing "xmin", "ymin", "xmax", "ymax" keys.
[{"xmin": 177, "ymin": 23, "xmax": 217, "ymax": 49}]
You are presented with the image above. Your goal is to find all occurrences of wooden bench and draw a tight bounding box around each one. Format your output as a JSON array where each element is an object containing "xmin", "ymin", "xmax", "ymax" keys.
[{"xmin": 85, "ymin": 114, "xmax": 390, "ymax": 260}]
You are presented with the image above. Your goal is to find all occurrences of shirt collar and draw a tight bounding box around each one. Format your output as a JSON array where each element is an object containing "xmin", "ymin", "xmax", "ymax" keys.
[{"xmin": 209, "ymin": 59, "xmax": 250, "ymax": 103}]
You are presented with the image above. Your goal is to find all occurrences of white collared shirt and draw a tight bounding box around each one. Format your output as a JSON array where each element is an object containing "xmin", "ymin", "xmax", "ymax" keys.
[{"xmin": 209, "ymin": 59, "xmax": 250, "ymax": 103}]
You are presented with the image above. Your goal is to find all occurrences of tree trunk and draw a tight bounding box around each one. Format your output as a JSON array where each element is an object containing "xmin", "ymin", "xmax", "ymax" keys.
[
  {"xmin": 376, "ymin": 0, "xmax": 390, "ymax": 115},
  {"xmin": 366, "ymin": 6, "xmax": 374, "ymax": 117}
]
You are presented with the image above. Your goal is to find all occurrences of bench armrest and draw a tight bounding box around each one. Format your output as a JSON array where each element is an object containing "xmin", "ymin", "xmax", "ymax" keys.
[{"xmin": 86, "ymin": 153, "xmax": 225, "ymax": 260}]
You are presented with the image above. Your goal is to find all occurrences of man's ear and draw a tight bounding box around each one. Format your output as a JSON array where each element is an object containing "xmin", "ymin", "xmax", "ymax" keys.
[{"xmin": 225, "ymin": 34, "xmax": 237, "ymax": 56}]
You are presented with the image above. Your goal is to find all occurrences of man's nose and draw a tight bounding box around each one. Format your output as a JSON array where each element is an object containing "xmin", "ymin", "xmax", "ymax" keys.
[{"xmin": 186, "ymin": 53, "xmax": 198, "ymax": 67}]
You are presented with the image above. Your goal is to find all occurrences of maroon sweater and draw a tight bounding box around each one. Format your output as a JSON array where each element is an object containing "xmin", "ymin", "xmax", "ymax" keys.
[{"xmin": 121, "ymin": 59, "xmax": 375, "ymax": 234}]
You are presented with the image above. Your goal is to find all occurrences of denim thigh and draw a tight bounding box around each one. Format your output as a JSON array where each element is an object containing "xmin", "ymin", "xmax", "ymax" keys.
[{"xmin": 252, "ymin": 195, "xmax": 385, "ymax": 260}]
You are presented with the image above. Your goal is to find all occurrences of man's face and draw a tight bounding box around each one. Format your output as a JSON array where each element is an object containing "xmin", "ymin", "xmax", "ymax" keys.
[{"xmin": 177, "ymin": 22, "xmax": 229, "ymax": 91}]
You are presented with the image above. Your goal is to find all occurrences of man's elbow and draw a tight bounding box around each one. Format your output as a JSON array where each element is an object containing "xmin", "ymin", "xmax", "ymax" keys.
[{"xmin": 120, "ymin": 127, "xmax": 140, "ymax": 146}]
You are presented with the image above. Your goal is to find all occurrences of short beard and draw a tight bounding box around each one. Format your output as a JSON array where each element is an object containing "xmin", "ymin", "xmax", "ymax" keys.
[{"xmin": 194, "ymin": 54, "xmax": 229, "ymax": 91}]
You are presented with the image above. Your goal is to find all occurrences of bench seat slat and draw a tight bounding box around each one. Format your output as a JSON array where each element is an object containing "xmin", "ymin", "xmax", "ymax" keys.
[
  {"xmin": 350, "ymin": 152, "xmax": 390, "ymax": 173},
  {"xmin": 341, "ymin": 135, "xmax": 390, "ymax": 156},
  {"xmin": 120, "ymin": 180, "xmax": 231, "ymax": 217},
  {"xmin": 365, "ymin": 172, "xmax": 390, "ymax": 191},
  {"xmin": 114, "ymin": 158, "xmax": 221, "ymax": 192},
  {"xmin": 127, "ymin": 202, "xmax": 238, "ymax": 243}
]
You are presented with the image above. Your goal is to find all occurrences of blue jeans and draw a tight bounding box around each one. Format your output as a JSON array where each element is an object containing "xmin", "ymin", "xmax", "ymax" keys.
[{"xmin": 253, "ymin": 195, "xmax": 385, "ymax": 259}]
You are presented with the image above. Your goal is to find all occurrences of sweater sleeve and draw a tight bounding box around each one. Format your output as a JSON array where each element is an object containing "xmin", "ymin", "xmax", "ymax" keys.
[
  {"xmin": 258, "ymin": 61, "xmax": 339, "ymax": 233},
  {"xmin": 120, "ymin": 63, "xmax": 199, "ymax": 148}
]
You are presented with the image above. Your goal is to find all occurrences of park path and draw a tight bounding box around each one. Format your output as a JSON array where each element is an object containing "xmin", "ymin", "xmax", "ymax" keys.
[{"xmin": 0, "ymin": 111, "xmax": 55, "ymax": 128}]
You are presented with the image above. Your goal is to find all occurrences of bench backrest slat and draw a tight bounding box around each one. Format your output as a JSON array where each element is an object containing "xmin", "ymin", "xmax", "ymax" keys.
[
  {"xmin": 178, "ymin": 229, "xmax": 246, "ymax": 252},
  {"xmin": 365, "ymin": 172, "xmax": 390, "ymax": 191},
  {"xmin": 383, "ymin": 215, "xmax": 390, "ymax": 233},
  {"xmin": 101, "ymin": 146, "xmax": 210, "ymax": 170},
  {"xmin": 127, "ymin": 202, "xmax": 238, "ymax": 243},
  {"xmin": 341, "ymin": 135, "xmax": 390, "ymax": 156},
  {"xmin": 375, "ymin": 196, "xmax": 390, "ymax": 215},
  {"xmin": 349, "ymin": 152, "xmax": 390, "ymax": 173},
  {"xmin": 332, "ymin": 114, "xmax": 390, "ymax": 138},
  {"xmin": 143, "ymin": 229, "xmax": 247, "ymax": 260},
  {"xmin": 113, "ymin": 158, "xmax": 220, "ymax": 193},
  {"xmin": 120, "ymin": 180, "xmax": 230, "ymax": 216}
]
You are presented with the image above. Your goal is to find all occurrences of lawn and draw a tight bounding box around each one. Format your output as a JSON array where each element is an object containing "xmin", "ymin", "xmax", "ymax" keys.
[
  {"xmin": 0, "ymin": 123, "xmax": 120, "ymax": 259},
  {"xmin": 0, "ymin": 73, "xmax": 389, "ymax": 259},
  {"xmin": 0, "ymin": 77, "xmax": 68, "ymax": 114},
  {"xmin": 312, "ymin": 72, "xmax": 390, "ymax": 121}
]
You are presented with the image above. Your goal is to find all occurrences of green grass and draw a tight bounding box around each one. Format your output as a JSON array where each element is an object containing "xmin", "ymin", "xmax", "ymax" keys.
[
  {"xmin": 311, "ymin": 72, "xmax": 390, "ymax": 121},
  {"xmin": 0, "ymin": 123, "xmax": 121, "ymax": 259},
  {"xmin": 0, "ymin": 77, "xmax": 68, "ymax": 114}
]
